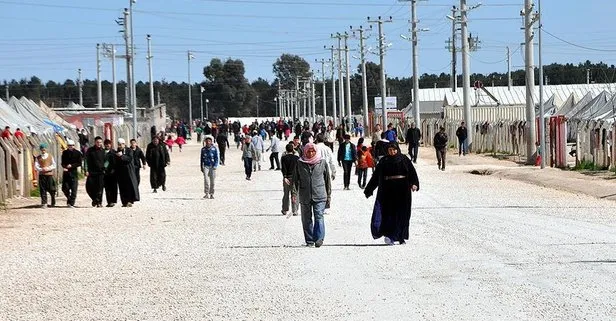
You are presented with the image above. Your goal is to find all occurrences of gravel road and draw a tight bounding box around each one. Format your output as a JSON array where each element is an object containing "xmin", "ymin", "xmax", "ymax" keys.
[{"xmin": 0, "ymin": 141, "xmax": 614, "ymax": 321}]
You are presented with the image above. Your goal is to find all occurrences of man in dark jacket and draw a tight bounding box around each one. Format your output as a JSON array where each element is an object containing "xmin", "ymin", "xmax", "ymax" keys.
[
  {"xmin": 456, "ymin": 121, "xmax": 468, "ymax": 156},
  {"xmin": 130, "ymin": 139, "xmax": 147, "ymax": 185},
  {"xmin": 85, "ymin": 136, "xmax": 106, "ymax": 207},
  {"xmin": 337, "ymin": 134, "xmax": 357, "ymax": 190},
  {"xmin": 115, "ymin": 138, "xmax": 140, "ymax": 207},
  {"xmin": 216, "ymin": 131, "xmax": 230, "ymax": 165},
  {"xmin": 405, "ymin": 122, "xmax": 421, "ymax": 163},
  {"xmin": 280, "ymin": 143, "xmax": 300, "ymax": 216},
  {"xmin": 103, "ymin": 139, "xmax": 118, "ymax": 207},
  {"xmin": 146, "ymin": 136, "xmax": 170, "ymax": 193},
  {"xmin": 433, "ymin": 127, "xmax": 449, "ymax": 171},
  {"xmin": 61, "ymin": 139, "xmax": 82, "ymax": 208}
]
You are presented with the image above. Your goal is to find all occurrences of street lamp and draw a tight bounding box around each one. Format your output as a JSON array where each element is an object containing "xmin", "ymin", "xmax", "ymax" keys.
[{"xmin": 200, "ymin": 85, "xmax": 204, "ymax": 123}]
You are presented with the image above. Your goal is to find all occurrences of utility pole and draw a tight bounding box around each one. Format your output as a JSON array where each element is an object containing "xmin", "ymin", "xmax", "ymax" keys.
[
  {"xmin": 351, "ymin": 25, "xmax": 370, "ymax": 136},
  {"xmin": 103, "ymin": 43, "xmax": 118, "ymax": 110},
  {"xmin": 507, "ymin": 46, "xmax": 512, "ymax": 90},
  {"xmin": 400, "ymin": 0, "xmax": 427, "ymax": 127},
  {"xmin": 147, "ymin": 34, "xmax": 155, "ymax": 109},
  {"xmin": 586, "ymin": 68, "xmax": 590, "ymax": 84},
  {"xmin": 326, "ymin": 46, "xmax": 338, "ymax": 127},
  {"xmin": 311, "ymin": 75, "xmax": 317, "ymax": 123},
  {"xmin": 157, "ymin": 91, "xmax": 161, "ymax": 105},
  {"xmin": 4, "ymin": 82, "xmax": 8, "ymax": 101},
  {"xmin": 120, "ymin": 8, "xmax": 136, "ymax": 138},
  {"xmin": 316, "ymin": 59, "xmax": 328, "ymax": 122},
  {"xmin": 200, "ymin": 86, "xmax": 204, "ymax": 122},
  {"xmin": 523, "ymin": 0, "xmax": 538, "ymax": 164},
  {"xmin": 129, "ymin": 0, "xmax": 137, "ymax": 113},
  {"xmin": 343, "ymin": 33, "xmax": 352, "ymax": 132},
  {"xmin": 78, "ymin": 68, "xmax": 83, "ymax": 106},
  {"xmin": 448, "ymin": 6, "xmax": 458, "ymax": 91},
  {"xmin": 368, "ymin": 16, "xmax": 393, "ymax": 127},
  {"xmin": 538, "ymin": 0, "xmax": 545, "ymax": 168},
  {"xmin": 96, "ymin": 44, "xmax": 102, "ymax": 109},
  {"xmin": 187, "ymin": 50, "xmax": 195, "ymax": 129},
  {"xmin": 332, "ymin": 34, "xmax": 346, "ymax": 128},
  {"xmin": 460, "ymin": 0, "xmax": 474, "ymax": 152}
]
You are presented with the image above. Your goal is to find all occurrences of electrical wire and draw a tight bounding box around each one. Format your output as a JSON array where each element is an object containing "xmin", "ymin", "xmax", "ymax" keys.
[{"xmin": 543, "ymin": 29, "xmax": 616, "ymax": 52}]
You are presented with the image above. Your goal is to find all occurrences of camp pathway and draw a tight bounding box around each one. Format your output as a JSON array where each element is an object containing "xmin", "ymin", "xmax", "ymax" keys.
[{"xmin": 0, "ymin": 140, "xmax": 614, "ymax": 320}]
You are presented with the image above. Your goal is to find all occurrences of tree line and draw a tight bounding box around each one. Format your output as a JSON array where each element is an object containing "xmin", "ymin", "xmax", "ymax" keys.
[{"xmin": 3, "ymin": 59, "xmax": 614, "ymax": 120}]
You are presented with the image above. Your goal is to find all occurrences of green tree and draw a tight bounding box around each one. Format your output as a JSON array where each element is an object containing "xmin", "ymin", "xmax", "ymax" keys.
[{"xmin": 273, "ymin": 54, "xmax": 311, "ymax": 89}]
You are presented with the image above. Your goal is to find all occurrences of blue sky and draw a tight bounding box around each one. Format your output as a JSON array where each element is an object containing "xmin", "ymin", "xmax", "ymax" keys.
[{"xmin": 2, "ymin": 0, "xmax": 616, "ymax": 85}]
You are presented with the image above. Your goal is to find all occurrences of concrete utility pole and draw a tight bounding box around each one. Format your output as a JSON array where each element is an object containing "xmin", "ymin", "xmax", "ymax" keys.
[
  {"xmin": 332, "ymin": 34, "xmax": 346, "ymax": 128},
  {"xmin": 147, "ymin": 35, "xmax": 155, "ymax": 109},
  {"xmin": 351, "ymin": 25, "xmax": 370, "ymax": 136},
  {"xmin": 96, "ymin": 43, "xmax": 102, "ymax": 109},
  {"xmin": 78, "ymin": 68, "xmax": 83, "ymax": 106},
  {"xmin": 460, "ymin": 0, "xmax": 473, "ymax": 151},
  {"xmin": 586, "ymin": 68, "xmax": 590, "ymax": 84},
  {"xmin": 295, "ymin": 77, "xmax": 300, "ymax": 120},
  {"xmin": 523, "ymin": 0, "xmax": 538, "ymax": 164},
  {"xmin": 326, "ymin": 46, "xmax": 338, "ymax": 127},
  {"xmin": 343, "ymin": 33, "xmax": 352, "ymax": 132},
  {"xmin": 538, "ymin": 0, "xmax": 545, "ymax": 168},
  {"xmin": 507, "ymin": 46, "xmax": 512, "ymax": 90},
  {"xmin": 120, "ymin": 8, "xmax": 136, "ymax": 138},
  {"xmin": 368, "ymin": 16, "xmax": 393, "ymax": 126},
  {"xmin": 257, "ymin": 95, "xmax": 260, "ymax": 118},
  {"xmin": 102, "ymin": 43, "xmax": 118, "ymax": 110},
  {"xmin": 129, "ymin": 0, "xmax": 137, "ymax": 113},
  {"xmin": 311, "ymin": 76, "xmax": 317, "ymax": 123},
  {"xmin": 316, "ymin": 59, "xmax": 328, "ymax": 122},
  {"xmin": 448, "ymin": 6, "xmax": 458, "ymax": 91},
  {"xmin": 187, "ymin": 50, "xmax": 195, "ymax": 128},
  {"xmin": 200, "ymin": 86, "xmax": 204, "ymax": 122},
  {"xmin": 400, "ymin": 0, "xmax": 428, "ymax": 128}
]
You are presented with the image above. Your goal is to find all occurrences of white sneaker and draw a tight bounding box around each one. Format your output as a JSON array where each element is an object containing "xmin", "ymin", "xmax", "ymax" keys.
[
  {"xmin": 384, "ymin": 237, "xmax": 394, "ymax": 245},
  {"xmin": 203, "ymin": 194, "xmax": 209, "ymax": 199}
]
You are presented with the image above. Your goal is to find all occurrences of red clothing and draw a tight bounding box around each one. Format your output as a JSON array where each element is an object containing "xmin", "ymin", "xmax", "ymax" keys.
[
  {"xmin": 14, "ymin": 130, "xmax": 25, "ymax": 139},
  {"xmin": 175, "ymin": 136, "xmax": 186, "ymax": 146},
  {"xmin": 1, "ymin": 129, "xmax": 11, "ymax": 139},
  {"xmin": 365, "ymin": 148, "xmax": 375, "ymax": 168},
  {"xmin": 357, "ymin": 152, "xmax": 369, "ymax": 169},
  {"xmin": 165, "ymin": 139, "xmax": 174, "ymax": 148}
]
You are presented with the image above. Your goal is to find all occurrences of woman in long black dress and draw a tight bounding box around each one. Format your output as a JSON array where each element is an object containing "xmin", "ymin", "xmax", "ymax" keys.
[{"xmin": 364, "ymin": 142, "xmax": 419, "ymax": 245}]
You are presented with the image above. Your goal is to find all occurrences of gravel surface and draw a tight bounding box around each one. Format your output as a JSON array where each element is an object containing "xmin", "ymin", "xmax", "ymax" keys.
[{"xmin": 0, "ymin": 141, "xmax": 615, "ymax": 320}]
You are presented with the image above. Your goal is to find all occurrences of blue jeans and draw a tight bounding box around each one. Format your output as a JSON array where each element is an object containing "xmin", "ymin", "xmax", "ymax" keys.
[
  {"xmin": 300, "ymin": 201, "xmax": 326, "ymax": 244},
  {"xmin": 458, "ymin": 138, "xmax": 468, "ymax": 155},
  {"xmin": 243, "ymin": 157, "xmax": 253, "ymax": 178}
]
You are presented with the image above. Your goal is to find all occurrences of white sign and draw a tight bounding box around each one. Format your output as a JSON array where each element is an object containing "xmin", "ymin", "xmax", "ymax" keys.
[{"xmin": 374, "ymin": 96, "xmax": 397, "ymax": 112}]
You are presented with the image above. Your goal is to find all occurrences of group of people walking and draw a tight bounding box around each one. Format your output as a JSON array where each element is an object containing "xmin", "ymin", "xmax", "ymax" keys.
[{"xmin": 34, "ymin": 133, "xmax": 171, "ymax": 209}]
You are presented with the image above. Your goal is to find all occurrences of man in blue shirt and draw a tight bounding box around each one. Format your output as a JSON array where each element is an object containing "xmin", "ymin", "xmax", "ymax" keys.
[
  {"xmin": 337, "ymin": 134, "xmax": 357, "ymax": 190},
  {"xmin": 200, "ymin": 135, "xmax": 219, "ymax": 199},
  {"xmin": 384, "ymin": 123, "xmax": 397, "ymax": 142}
]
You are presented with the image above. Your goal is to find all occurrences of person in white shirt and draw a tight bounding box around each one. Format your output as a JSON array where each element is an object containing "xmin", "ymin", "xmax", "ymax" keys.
[
  {"xmin": 315, "ymin": 133, "xmax": 336, "ymax": 212},
  {"xmin": 251, "ymin": 130, "xmax": 265, "ymax": 171},
  {"xmin": 266, "ymin": 135, "xmax": 282, "ymax": 170}
]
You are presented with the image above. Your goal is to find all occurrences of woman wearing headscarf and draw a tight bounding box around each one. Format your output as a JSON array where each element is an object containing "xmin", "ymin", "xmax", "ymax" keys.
[
  {"xmin": 292, "ymin": 143, "xmax": 331, "ymax": 248},
  {"xmin": 364, "ymin": 142, "xmax": 419, "ymax": 245}
]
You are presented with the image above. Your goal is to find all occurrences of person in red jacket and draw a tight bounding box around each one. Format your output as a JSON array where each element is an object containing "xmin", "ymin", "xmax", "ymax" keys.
[
  {"xmin": 1, "ymin": 126, "xmax": 12, "ymax": 139},
  {"xmin": 14, "ymin": 128, "xmax": 25, "ymax": 139}
]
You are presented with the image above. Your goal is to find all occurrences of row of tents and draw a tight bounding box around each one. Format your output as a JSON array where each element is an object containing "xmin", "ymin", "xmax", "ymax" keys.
[{"xmin": 0, "ymin": 97, "xmax": 76, "ymax": 135}]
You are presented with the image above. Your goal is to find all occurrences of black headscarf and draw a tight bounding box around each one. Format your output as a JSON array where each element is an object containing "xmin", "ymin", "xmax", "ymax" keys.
[{"xmin": 381, "ymin": 142, "xmax": 405, "ymax": 164}]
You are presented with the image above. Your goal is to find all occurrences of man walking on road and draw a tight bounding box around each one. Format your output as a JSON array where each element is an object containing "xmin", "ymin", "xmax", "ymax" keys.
[
  {"xmin": 434, "ymin": 127, "xmax": 449, "ymax": 171},
  {"xmin": 456, "ymin": 121, "xmax": 468, "ymax": 156},
  {"xmin": 103, "ymin": 139, "xmax": 118, "ymax": 207},
  {"xmin": 34, "ymin": 143, "xmax": 57, "ymax": 208},
  {"xmin": 405, "ymin": 122, "xmax": 421, "ymax": 163},
  {"xmin": 61, "ymin": 139, "xmax": 82, "ymax": 208},
  {"xmin": 251, "ymin": 130, "xmax": 265, "ymax": 171},
  {"xmin": 115, "ymin": 138, "xmax": 140, "ymax": 207},
  {"xmin": 280, "ymin": 143, "xmax": 299, "ymax": 216},
  {"xmin": 242, "ymin": 136, "xmax": 257, "ymax": 180},
  {"xmin": 267, "ymin": 134, "xmax": 281, "ymax": 170},
  {"xmin": 130, "ymin": 139, "xmax": 146, "ymax": 185},
  {"xmin": 337, "ymin": 134, "xmax": 357, "ymax": 190},
  {"xmin": 146, "ymin": 136, "xmax": 170, "ymax": 193},
  {"xmin": 292, "ymin": 143, "xmax": 331, "ymax": 247},
  {"xmin": 85, "ymin": 136, "xmax": 105, "ymax": 207},
  {"xmin": 201, "ymin": 135, "xmax": 219, "ymax": 199},
  {"xmin": 216, "ymin": 131, "xmax": 229, "ymax": 165}
]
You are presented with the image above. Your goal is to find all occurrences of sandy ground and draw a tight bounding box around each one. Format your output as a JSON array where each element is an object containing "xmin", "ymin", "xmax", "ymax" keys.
[{"xmin": 0, "ymin": 139, "xmax": 615, "ymax": 320}]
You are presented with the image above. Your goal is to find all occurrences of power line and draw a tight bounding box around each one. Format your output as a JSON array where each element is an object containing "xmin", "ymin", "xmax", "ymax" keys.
[{"xmin": 543, "ymin": 28, "xmax": 616, "ymax": 52}]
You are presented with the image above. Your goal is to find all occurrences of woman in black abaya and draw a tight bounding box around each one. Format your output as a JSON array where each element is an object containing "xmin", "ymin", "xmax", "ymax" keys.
[{"xmin": 364, "ymin": 142, "xmax": 419, "ymax": 245}]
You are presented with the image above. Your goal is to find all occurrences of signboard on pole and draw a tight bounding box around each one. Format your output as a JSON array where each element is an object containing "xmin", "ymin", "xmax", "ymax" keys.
[{"xmin": 374, "ymin": 96, "xmax": 397, "ymax": 113}]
